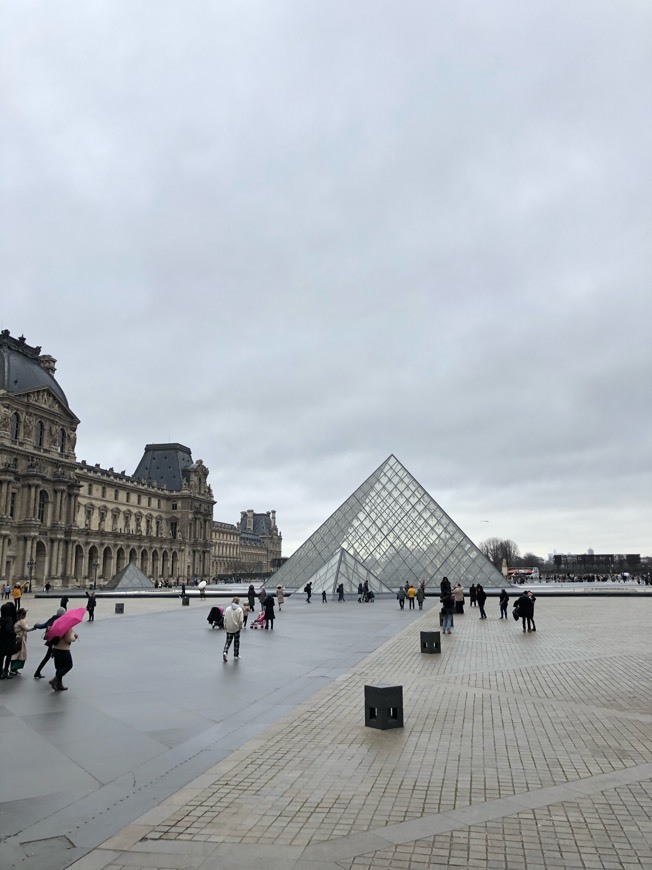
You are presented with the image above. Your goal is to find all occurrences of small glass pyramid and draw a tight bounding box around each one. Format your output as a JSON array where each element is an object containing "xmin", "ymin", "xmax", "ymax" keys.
[
  {"xmin": 303, "ymin": 547, "xmax": 397, "ymax": 599},
  {"xmin": 274, "ymin": 455, "xmax": 504, "ymax": 591}
]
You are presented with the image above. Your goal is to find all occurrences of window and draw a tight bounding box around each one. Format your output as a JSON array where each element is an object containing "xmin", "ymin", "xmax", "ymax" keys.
[
  {"xmin": 137, "ymin": 494, "xmax": 142, "ymax": 505},
  {"xmin": 114, "ymin": 489, "xmax": 119, "ymax": 500},
  {"xmin": 126, "ymin": 493, "xmax": 131, "ymax": 504},
  {"xmin": 9, "ymin": 492, "xmax": 16, "ymax": 518},
  {"xmin": 10, "ymin": 413, "xmax": 20, "ymax": 441},
  {"xmin": 170, "ymin": 521, "xmax": 178, "ymax": 539},
  {"xmin": 38, "ymin": 490, "xmax": 48, "ymax": 523},
  {"xmin": 147, "ymin": 497, "xmax": 151, "ymax": 507},
  {"xmin": 88, "ymin": 483, "xmax": 93, "ymax": 495},
  {"xmin": 157, "ymin": 499, "xmax": 161, "ymax": 509},
  {"xmin": 35, "ymin": 420, "xmax": 45, "ymax": 448},
  {"xmin": 58, "ymin": 428, "xmax": 66, "ymax": 453},
  {"xmin": 171, "ymin": 502, "xmax": 177, "ymax": 511},
  {"xmin": 155, "ymin": 518, "xmax": 162, "ymax": 536},
  {"xmin": 102, "ymin": 486, "xmax": 106, "ymax": 498}
]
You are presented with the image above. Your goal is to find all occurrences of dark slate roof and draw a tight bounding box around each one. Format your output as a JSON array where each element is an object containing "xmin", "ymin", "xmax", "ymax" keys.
[
  {"xmin": 132, "ymin": 443, "xmax": 194, "ymax": 492},
  {"xmin": 239, "ymin": 513, "xmax": 274, "ymax": 536},
  {"xmin": 0, "ymin": 330, "xmax": 70, "ymax": 408}
]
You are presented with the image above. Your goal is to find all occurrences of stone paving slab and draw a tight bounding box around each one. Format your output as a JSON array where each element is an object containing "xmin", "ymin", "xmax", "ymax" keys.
[{"xmin": 6, "ymin": 596, "xmax": 652, "ymax": 869}]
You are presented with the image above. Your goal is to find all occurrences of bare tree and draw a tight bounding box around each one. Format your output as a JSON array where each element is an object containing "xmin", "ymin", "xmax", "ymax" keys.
[{"xmin": 480, "ymin": 538, "xmax": 521, "ymax": 569}]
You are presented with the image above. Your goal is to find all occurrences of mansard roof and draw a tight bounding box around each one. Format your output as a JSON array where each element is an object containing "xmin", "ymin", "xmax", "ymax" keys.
[
  {"xmin": 132, "ymin": 443, "xmax": 194, "ymax": 492},
  {"xmin": 0, "ymin": 330, "xmax": 70, "ymax": 409}
]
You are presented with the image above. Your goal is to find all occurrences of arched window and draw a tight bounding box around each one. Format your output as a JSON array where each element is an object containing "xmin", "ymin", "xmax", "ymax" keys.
[
  {"xmin": 38, "ymin": 490, "xmax": 48, "ymax": 523},
  {"xmin": 35, "ymin": 420, "xmax": 45, "ymax": 448},
  {"xmin": 58, "ymin": 428, "xmax": 66, "ymax": 454},
  {"xmin": 10, "ymin": 413, "xmax": 20, "ymax": 440}
]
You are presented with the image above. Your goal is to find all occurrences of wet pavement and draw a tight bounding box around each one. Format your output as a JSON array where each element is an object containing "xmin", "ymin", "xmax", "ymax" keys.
[{"xmin": 2, "ymin": 593, "xmax": 651, "ymax": 869}]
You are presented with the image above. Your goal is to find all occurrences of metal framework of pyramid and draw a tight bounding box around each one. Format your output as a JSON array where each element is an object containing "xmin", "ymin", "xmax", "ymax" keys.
[
  {"xmin": 305, "ymin": 547, "xmax": 396, "ymax": 599},
  {"xmin": 274, "ymin": 454, "xmax": 505, "ymax": 591},
  {"xmin": 104, "ymin": 562, "xmax": 154, "ymax": 590}
]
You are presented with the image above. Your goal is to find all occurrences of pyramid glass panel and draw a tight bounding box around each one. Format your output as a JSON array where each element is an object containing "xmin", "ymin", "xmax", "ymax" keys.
[
  {"xmin": 274, "ymin": 455, "xmax": 505, "ymax": 591},
  {"xmin": 302, "ymin": 548, "xmax": 395, "ymax": 598}
]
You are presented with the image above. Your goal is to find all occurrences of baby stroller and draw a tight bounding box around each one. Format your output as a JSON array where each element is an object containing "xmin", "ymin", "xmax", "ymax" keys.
[
  {"xmin": 364, "ymin": 590, "xmax": 375, "ymax": 603},
  {"xmin": 207, "ymin": 606, "xmax": 224, "ymax": 629},
  {"xmin": 250, "ymin": 610, "xmax": 266, "ymax": 630}
]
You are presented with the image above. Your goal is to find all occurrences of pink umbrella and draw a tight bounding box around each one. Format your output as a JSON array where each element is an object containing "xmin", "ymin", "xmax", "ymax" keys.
[{"xmin": 46, "ymin": 607, "xmax": 86, "ymax": 641}]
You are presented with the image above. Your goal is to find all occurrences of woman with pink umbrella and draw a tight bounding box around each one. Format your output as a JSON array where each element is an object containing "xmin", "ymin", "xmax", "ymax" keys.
[{"xmin": 46, "ymin": 608, "xmax": 85, "ymax": 691}]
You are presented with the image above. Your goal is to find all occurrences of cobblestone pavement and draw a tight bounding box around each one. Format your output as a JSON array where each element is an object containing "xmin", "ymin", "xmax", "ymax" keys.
[{"xmin": 64, "ymin": 597, "xmax": 652, "ymax": 870}]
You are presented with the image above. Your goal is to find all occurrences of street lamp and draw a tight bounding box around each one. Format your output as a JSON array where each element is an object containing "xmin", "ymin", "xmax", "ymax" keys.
[
  {"xmin": 92, "ymin": 560, "xmax": 99, "ymax": 589},
  {"xmin": 27, "ymin": 559, "xmax": 35, "ymax": 593}
]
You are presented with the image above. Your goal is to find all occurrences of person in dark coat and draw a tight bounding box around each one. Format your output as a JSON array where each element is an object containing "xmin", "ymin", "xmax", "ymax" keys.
[
  {"xmin": 440, "ymin": 589, "xmax": 455, "ymax": 634},
  {"xmin": 33, "ymin": 606, "xmax": 65, "ymax": 678},
  {"xmin": 469, "ymin": 584, "xmax": 477, "ymax": 607},
  {"xmin": 263, "ymin": 593, "xmax": 275, "ymax": 630},
  {"xmin": 0, "ymin": 602, "xmax": 18, "ymax": 679},
  {"xmin": 337, "ymin": 583, "xmax": 345, "ymax": 602},
  {"xmin": 304, "ymin": 582, "xmax": 312, "ymax": 603},
  {"xmin": 247, "ymin": 584, "xmax": 256, "ymax": 613},
  {"xmin": 85, "ymin": 591, "xmax": 96, "ymax": 622},
  {"xmin": 517, "ymin": 590, "xmax": 536, "ymax": 632},
  {"xmin": 59, "ymin": 596, "xmax": 69, "ymax": 611},
  {"xmin": 440, "ymin": 576, "xmax": 452, "ymax": 597},
  {"xmin": 476, "ymin": 584, "xmax": 487, "ymax": 619},
  {"xmin": 258, "ymin": 587, "xmax": 267, "ymax": 611},
  {"xmin": 499, "ymin": 589, "xmax": 509, "ymax": 619}
]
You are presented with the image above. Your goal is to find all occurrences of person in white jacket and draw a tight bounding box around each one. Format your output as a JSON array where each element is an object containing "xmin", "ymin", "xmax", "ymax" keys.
[{"xmin": 222, "ymin": 598, "xmax": 244, "ymax": 662}]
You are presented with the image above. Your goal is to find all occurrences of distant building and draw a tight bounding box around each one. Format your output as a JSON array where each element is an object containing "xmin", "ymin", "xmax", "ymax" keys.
[
  {"xmin": 553, "ymin": 553, "xmax": 640, "ymax": 573},
  {"xmin": 0, "ymin": 331, "xmax": 281, "ymax": 588}
]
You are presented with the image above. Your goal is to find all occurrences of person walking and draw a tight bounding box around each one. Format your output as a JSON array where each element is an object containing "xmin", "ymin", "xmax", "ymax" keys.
[
  {"xmin": 258, "ymin": 586, "xmax": 267, "ymax": 612},
  {"xmin": 50, "ymin": 626, "xmax": 78, "ymax": 691},
  {"xmin": 263, "ymin": 592, "xmax": 275, "ymax": 629},
  {"xmin": 499, "ymin": 589, "xmax": 509, "ymax": 619},
  {"xmin": 476, "ymin": 584, "xmax": 487, "ymax": 619},
  {"xmin": 407, "ymin": 583, "xmax": 416, "ymax": 609},
  {"xmin": 337, "ymin": 583, "xmax": 345, "ymax": 602},
  {"xmin": 33, "ymin": 607, "xmax": 65, "ymax": 679},
  {"xmin": 357, "ymin": 582, "xmax": 364, "ymax": 603},
  {"xmin": 3, "ymin": 583, "xmax": 10, "ymax": 601},
  {"xmin": 222, "ymin": 597, "xmax": 244, "ymax": 661},
  {"xmin": 85, "ymin": 591, "xmax": 96, "ymax": 622},
  {"xmin": 241, "ymin": 601, "xmax": 249, "ymax": 628},
  {"xmin": 0, "ymin": 602, "xmax": 18, "ymax": 679},
  {"xmin": 469, "ymin": 583, "xmax": 477, "ymax": 607},
  {"xmin": 304, "ymin": 582, "xmax": 312, "ymax": 603},
  {"xmin": 397, "ymin": 586, "xmax": 406, "ymax": 610},
  {"xmin": 416, "ymin": 585, "xmax": 425, "ymax": 610},
  {"xmin": 440, "ymin": 588, "xmax": 455, "ymax": 634},
  {"xmin": 12, "ymin": 583, "xmax": 22, "ymax": 613},
  {"xmin": 247, "ymin": 584, "xmax": 256, "ymax": 613},
  {"xmin": 59, "ymin": 595, "xmax": 69, "ymax": 611},
  {"xmin": 276, "ymin": 584, "xmax": 285, "ymax": 611},
  {"xmin": 11, "ymin": 608, "xmax": 35, "ymax": 676},
  {"xmin": 321, "ymin": 590, "xmax": 327, "ymax": 603},
  {"xmin": 453, "ymin": 583, "xmax": 465, "ymax": 614}
]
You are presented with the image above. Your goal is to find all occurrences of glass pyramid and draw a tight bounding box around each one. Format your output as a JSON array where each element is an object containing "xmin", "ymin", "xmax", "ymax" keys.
[
  {"xmin": 274, "ymin": 455, "xmax": 505, "ymax": 591},
  {"xmin": 303, "ymin": 548, "xmax": 396, "ymax": 599}
]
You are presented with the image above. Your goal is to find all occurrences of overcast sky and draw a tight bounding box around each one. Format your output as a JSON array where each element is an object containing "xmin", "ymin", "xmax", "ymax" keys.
[{"xmin": 2, "ymin": 2, "xmax": 651, "ymax": 559}]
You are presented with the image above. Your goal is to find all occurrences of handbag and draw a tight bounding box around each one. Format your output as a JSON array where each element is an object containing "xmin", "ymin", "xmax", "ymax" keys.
[{"xmin": 13, "ymin": 634, "xmax": 22, "ymax": 654}]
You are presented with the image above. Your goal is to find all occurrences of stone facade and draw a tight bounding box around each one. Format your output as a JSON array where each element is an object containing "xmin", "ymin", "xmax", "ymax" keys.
[{"xmin": 0, "ymin": 331, "xmax": 281, "ymax": 588}]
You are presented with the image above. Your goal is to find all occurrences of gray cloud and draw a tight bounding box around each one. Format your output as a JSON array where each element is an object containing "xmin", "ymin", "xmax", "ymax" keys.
[{"xmin": 2, "ymin": 1, "xmax": 651, "ymax": 557}]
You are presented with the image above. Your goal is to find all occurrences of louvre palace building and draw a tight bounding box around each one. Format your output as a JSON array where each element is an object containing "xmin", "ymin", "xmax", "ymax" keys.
[{"xmin": 0, "ymin": 331, "xmax": 282, "ymax": 589}]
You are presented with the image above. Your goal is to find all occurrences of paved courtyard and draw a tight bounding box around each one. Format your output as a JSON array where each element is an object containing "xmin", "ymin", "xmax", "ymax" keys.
[{"xmin": 2, "ymin": 593, "xmax": 651, "ymax": 869}]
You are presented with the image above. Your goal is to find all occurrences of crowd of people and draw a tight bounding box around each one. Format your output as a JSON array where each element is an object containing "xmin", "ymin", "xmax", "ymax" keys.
[{"xmin": 1, "ymin": 572, "xmax": 545, "ymax": 691}]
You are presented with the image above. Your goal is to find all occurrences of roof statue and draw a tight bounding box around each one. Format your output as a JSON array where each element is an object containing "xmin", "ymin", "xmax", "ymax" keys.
[
  {"xmin": 104, "ymin": 562, "xmax": 154, "ymax": 590},
  {"xmin": 273, "ymin": 454, "xmax": 505, "ymax": 590}
]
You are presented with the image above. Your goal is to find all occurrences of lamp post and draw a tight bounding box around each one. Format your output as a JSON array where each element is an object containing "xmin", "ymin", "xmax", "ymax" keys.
[
  {"xmin": 92, "ymin": 560, "xmax": 99, "ymax": 590},
  {"xmin": 27, "ymin": 559, "xmax": 35, "ymax": 594}
]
